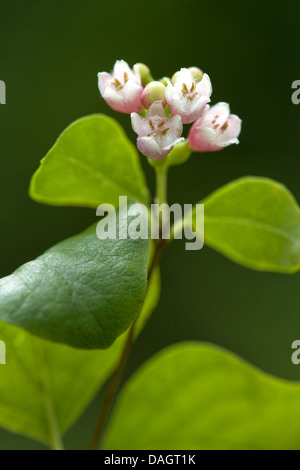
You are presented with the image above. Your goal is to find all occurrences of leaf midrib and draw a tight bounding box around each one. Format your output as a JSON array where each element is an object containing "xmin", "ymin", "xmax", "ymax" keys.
[
  {"xmin": 33, "ymin": 338, "xmax": 64, "ymax": 449},
  {"xmin": 63, "ymin": 154, "xmax": 147, "ymax": 203},
  {"xmin": 204, "ymin": 215, "xmax": 300, "ymax": 245}
]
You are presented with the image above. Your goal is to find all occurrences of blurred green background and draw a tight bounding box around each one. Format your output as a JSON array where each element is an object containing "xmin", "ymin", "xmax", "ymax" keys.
[{"xmin": 1, "ymin": 0, "xmax": 300, "ymax": 449}]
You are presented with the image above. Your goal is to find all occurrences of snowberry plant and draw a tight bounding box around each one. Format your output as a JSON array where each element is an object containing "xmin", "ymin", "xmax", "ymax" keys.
[{"xmin": 1, "ymin": 60, "xmax": 300, "ymax": 450}]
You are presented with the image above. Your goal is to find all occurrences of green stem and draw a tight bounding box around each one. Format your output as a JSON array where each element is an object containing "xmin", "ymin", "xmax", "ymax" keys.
[
  {"xmin": 88, "ymin": 239, "xmax": 166, "ymax": 451},
  {"xmin": 88, "ymin": 164, "xmax": 169, "ymax": 450},
  {"xmin": 88, "ymin": 321, "xmax": 135, "ymax": 450},
  {"xmin": 155, "ymin": 167, "xmax": 168, "ymax": 205}
]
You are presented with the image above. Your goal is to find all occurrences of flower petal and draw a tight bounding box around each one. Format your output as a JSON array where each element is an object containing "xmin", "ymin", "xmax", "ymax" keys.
[
  {"xmin": 133, "ymin": 64, "xmax": 142, "ymax": 85},
  {"xmin": 215, "ymin": 114, "xmax": 242, "ymax": 147},
  {"xmin": 98, "ymin": 72, "xmax": 112, "ymax": 96},
  {"xmin": 162, "ymin": 137, "xmax": 185, "ymax": 152},
  {"xmin": 202, "ymin": 102, "xmax": 230, "ymax": 128},
  {"xmin": 173, "ymin": 68, "xmax": 194, "ymax": 90},
  {"xmin": 169, "ymin": 114, "xmax": 183, "ymax": 137},
  {"xmin": 113, "ymin": 60, "xmax": 135, "ymax": 81},
  {"xmin": 145, "ymin": 101, "xmax": 166, "ymax": 119},
  {"xmin": 137, "ymin": 136, "xmax": 163, "ymax": 160},
  {"xmin": 188, "ymin": 124, "xmax": 218, "ymax": 152},
  {"xmin": 131, "ymin": 112, "xmax": 145, "ymax": 135},
  {"xmin": 196, "ymin": 73, "xmax": 212, "ymax": 98},
  {"xmin": 121, "ymin": 81, "xmax": 143, "ymax": 112}
]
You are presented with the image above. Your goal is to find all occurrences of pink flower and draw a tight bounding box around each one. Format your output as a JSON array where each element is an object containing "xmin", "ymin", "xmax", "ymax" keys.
[
  {"xmin": 188, "ymin": 102, "xmax": 242, "ymax": 152},
  {"xmin": 165, "ymin": 68, "xmax": 212, "ymax": 124},
  {"xmin": 131, "ymin": 101, "xmax": 184, "ymax": 160},
  {"xmin": 98, "ymin": 60, "xmax": 143, "ymax": 114}
]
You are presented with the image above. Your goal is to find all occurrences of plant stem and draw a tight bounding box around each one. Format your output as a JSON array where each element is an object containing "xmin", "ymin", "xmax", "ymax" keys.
[
  {"xmin": 88, "ymin": 320, "xmax": 135, "ymax": 450},
  {"xmin": 88, "ymin": 165, "xmax": 169, "ymax": 450},
  {"xmin": 155, "ymin": 167, "xmax": 168, "ymax": 205},
  {"xmin": 88, "ymin": 239, "xmax": 166, "ymax": 450}
]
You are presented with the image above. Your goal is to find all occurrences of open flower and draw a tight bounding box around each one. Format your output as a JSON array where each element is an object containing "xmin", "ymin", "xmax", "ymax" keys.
[
  {"xmin": 98, "ymin": 60, "xmax": 143, "ymax": 114},
  {"xmin": 165, "ymin": 68, "xmax": 212, "ymax": 124},
  {"xmin": 188, "ymin": 102, "xmax": 242, "ymax": 152},
  {"xmin": 131, "ymin": 101, "xmax": 184, "ymax": 160}
]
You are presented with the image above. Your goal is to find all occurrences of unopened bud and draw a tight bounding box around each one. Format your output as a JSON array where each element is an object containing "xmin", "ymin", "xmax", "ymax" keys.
[
  {"xmin": 171, "ymin": 71, "xmax": 180, "ymax": 84},
  {"xmin": 166, "ymin": 140, "xmax": 192, "ymax": 166},
  {"xmin": 159, "ymin": 77, "xmax": 170, "ymax": 87},
  {"xmin": 141, "ymin": 81, "xmax": 166, "ymax": 109},
  {"xmin": 135, "ymin": 63, "xmax": 154, "ymax": 86},
  {"xmin": 188, "ymin": 67, "xmax": 204, "ymax": 82}
]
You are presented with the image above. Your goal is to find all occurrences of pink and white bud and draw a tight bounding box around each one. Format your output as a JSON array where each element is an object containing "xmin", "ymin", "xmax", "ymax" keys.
[
  {"xmin": 141, "ymin": 81, "xmax": 166, "ymax": 109},
  {"xmin": 188, "ymin": 102, "xmax": 242, "ymax": 152},
  {"xmin": 131, "ymin": 101, "xmax": 184, "ymax": 160},
  {"xmin": 166, "ymin": 68, "xmax": 212, "ymax": 124},
  {"xmin": 98, "ymin": 60, "xmax": 143, "ymax": 114}
]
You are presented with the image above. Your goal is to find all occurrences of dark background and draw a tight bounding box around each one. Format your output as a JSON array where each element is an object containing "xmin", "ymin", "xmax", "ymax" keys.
[{"xmin": 1, "ymin": 0, "xmax": 300, "ymax": 449}]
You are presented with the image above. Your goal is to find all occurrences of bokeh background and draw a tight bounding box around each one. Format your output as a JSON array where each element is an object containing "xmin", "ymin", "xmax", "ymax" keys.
[{"xmin": 1, "ymin": 0, "xmax": 300, "ymax": 449}]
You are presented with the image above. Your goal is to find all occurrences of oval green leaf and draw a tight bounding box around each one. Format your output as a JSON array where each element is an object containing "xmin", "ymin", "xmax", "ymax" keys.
[
  {"xmin": 0, "ymin": 268, "xmax": 160, "ymax": 448},
  {"xmin": 29, "ymin": 114, "xmax": 149, "ymax": 208},
  {"xmin": 0, "ymin": 205, "xmax": 150, "ymax": 349},
  {"xmin": 103, "ymin": 342, "xmax": 300, "ymax": 450},
  {"xmin": 202, "ymin": 177, "xmax": 300, "ymax": 272}
]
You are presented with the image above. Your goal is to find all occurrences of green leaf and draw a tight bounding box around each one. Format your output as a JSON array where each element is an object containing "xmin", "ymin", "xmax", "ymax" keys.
[
  {"xmin": 29, "ymin": 114, "xmax": 149, "ymax": 208},
  {"xmin": 201, "ymin": 177, "xmax": 300, "ymax": 272},
  {"xmin": 103, "ymin": 342, "xmax": 300, "ymax": 450},
  {"xmin": 0, "ymin": 269, "xmax": 160, "ymax": 447},
  {"xmin": 0, "ymin": 205, "xmax": 150, "ymax": 349}
]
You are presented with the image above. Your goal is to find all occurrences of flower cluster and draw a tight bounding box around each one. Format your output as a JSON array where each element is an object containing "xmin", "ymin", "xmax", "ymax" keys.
[{"xmin": 98, "ymin": 60, "xmax": 241, "ymax": 161}]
